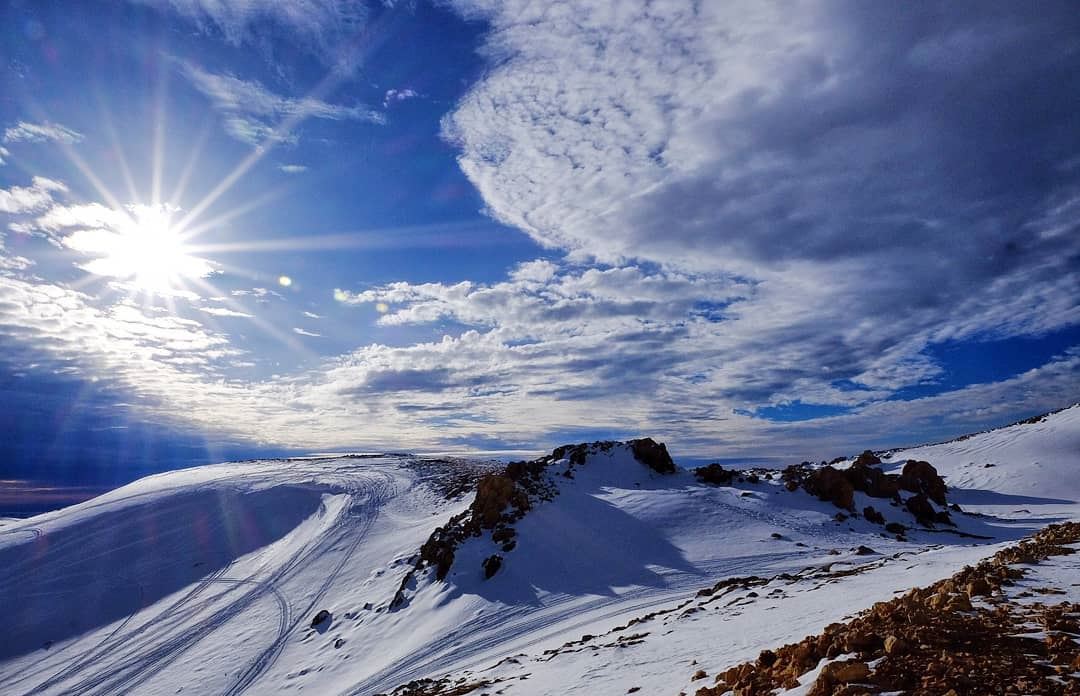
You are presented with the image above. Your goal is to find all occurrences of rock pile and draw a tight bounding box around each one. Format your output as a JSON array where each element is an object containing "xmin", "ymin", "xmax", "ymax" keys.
[{"xmin": 695, "ymin": 522, "xmax": 1080, "ymax": 696}]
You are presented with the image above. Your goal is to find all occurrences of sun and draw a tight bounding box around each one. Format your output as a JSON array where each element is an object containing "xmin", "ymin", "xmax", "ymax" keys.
[{"xmin": 72, "ymin": 204, "xmax": 215, "ymax": 295}]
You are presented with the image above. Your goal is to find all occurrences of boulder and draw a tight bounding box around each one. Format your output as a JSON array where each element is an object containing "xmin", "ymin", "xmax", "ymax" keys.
[
  {"xmin": 804, "ymin": 466, "xmax": 855, "ymax": 510},
  {"xmin": 311, "ymin": 609, "xmax": 332, "ymax": 629},
  {"xmin": 898, "ymin": 460, "xmax": 947, "ymax": 505},
  {"xmin": 863, "ymin": 506, "xmax": 885, "ymax": 525},
  {"xmin": 630, "ymin": 438, "xmax": 676, "ymax": 474},
  {"xmin": 853, "ymin": 450, "xmax": 881, "ymax": 466},
  {"xmin": 694, "ymin": 463, "xmax": 735, "ymax": 485},
  {"xmin": 905, "ymin": 493, "xmax": 938, "ymax": 527},
  {"xmin": 808, "ymin": 660, "xmax": 870, "ymax": 696},
  {"xmin": 844, "ymin": 461, "xmax": 901, "ymax": 499},
  {"xmin": 482, "ymin": 554, "xmax": 503, "ymax": 579}
]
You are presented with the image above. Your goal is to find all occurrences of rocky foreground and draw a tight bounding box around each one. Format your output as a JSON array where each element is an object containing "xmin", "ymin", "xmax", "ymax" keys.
[{"xmin": 699, "ymin": 522, "xmax": 1080, "ymax": 696}]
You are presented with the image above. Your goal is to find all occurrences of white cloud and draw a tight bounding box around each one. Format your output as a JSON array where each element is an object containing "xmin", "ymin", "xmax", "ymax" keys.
[
  {"xmin": 303, "ymin": 311, "xmax": 323, "ymax": 319},
  {"xmin": 383, "ymin": 88, "xmax": 419, "ymax": 108},
  {"xmin": 133, "ymin": 0, "xmax": 369, "ymax": 63},
  {"xmin": 293, "ymin": 327, "xmax": 322, "ymax": 337},
  {"xmin": 279, "ymin": 164, "xmax": 308, "ymax": 174},
  {"xmin": 0, "ymin": 177, "xmax": 67, "ymax": 214},
  {"xmin": 434, "ymin": 0, "xmax": 1080, "ymax": 413},
  {"xmin": 0, "ymin": 146, "xmax": 9, "ymax": 165},
  {"xmin": 232, "ymin": 287, "xmax": 283, "ymax": 302},
  {"xmin": 3, "ymin": 121, "xmax": 84, "ymax": 144},
  {"xmin": 180, "ymin": 62, "xmax": 384, "ymax": 145},
  {"xmin": 198, "ymin": 306, "xmax": 254, "ymax": 318}
]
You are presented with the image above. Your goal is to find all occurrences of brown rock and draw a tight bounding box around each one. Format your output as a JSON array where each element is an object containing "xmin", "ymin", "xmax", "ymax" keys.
[
  {"xmin": 629, "ymin": 438, "xmax": 676, "ymax": 474},
  {"xmin": 694, "ymin": 463, "xmax": 734, "ymax": 485},
  {"xmin": 804, "ymin": 466, "xmax": 856, "ymax": 510},
  {"xmin": 966, "ymin": 577, "xmax": 992, "ymax": 597},
  {"xmin": 883, "ymin": 635, "xmax": 907, "ymax": 655},
  {"xmin": 853, "ymin": 450, "xmax": 881, "ymax": 466},
  {"xmin": 809, "ymin": 660, "xmax": 870, "ymax": 696},
  {"xmin": 905, "ymin": 493, "xmax": 938, "ymax": 527},
  {"xmin": 898, "ymin": 459, "xmax": 947, "ymax": 505}
]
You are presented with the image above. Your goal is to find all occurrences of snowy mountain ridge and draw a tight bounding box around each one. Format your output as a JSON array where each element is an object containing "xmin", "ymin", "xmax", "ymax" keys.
[{"xmin": 0, "ymin": 407, "xmax": 1077, "ymax": 695}]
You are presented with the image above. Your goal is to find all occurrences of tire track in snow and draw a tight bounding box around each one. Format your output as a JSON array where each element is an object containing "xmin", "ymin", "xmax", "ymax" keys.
[{"xmin": 56, "ymin": 471, "xmax": 399, "ymax": 696}]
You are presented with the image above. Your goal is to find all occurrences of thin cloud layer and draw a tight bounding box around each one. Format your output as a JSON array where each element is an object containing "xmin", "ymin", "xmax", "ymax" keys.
[
  {"xmin": 180, "ymin": 62, "xmax": 384, "ymax": 145},
  {"xmin": 133, "ymin": 0, "xmax": 369, "ymax": 61},
  {"xmin": 3, "ymin": 121, "xmax": 84, "ymax": 144}
]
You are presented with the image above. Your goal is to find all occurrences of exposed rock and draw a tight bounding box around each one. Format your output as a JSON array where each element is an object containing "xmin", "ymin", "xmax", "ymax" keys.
[
  {"xmin": 855, "ymin": 545, "xmax": 876, "ymax": 555},
  {"xmin": 853, "ymin": 450, "xmax": 881, "ymax": 467},
  {"xmin": 966, "ymin": 577, "xmax": 992, "ymax": 597},
  {"xmin": 694, "ymin": 463, "xmax": 735, "ymax": 485},
  {"xmin": 629, "ymin": 438, "xmax": 676, "ymax": 474},
  {"xmin": 808, "ymin": 659, "xmax": 870, "ymax": 696},
  {"xmin": 898, "ymin": 459, "xmax": 947, "ymax": 505},
  {"xmin": 844, "ymin": 460, "xmax": 901, "ymax": 499},
  {"xmin": 482, "ymin": 554, "xmax": 502, "ymax": 579},
  {"xmin": 693, "ymin": 522, "xmax": 1080, "ymax": 696},
  {"xmin": 863, "ymin": 506, "xmax": 885, "ymax": 525},
  {"xmin": 803, "ymin": 466, "xmax": 855, "ymax": 510},
  {"xmin": 884, "ymin": 522, "xmax": 907, "ymax": 535},
  {"xmin": 904, "ymin": 493, "xmax": 938, "ymax": 527},
  {"xmin": 311, "ymin": 609, "xmax": 332, "ymax": 629},
  {"xmin": 472, "ymin": 475, "xmax": 530, "ymax": 529}
]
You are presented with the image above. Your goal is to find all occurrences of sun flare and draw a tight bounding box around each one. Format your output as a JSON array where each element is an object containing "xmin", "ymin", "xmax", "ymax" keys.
[{"xmin": 69, "ymin": 204, "xmax": 215, "ymax": 295}]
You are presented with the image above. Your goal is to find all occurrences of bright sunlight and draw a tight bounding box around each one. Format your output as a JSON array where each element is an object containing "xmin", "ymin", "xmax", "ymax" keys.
[{"xmin": 65, "ymin": 204, "xmax": 215, "ymax": 295}]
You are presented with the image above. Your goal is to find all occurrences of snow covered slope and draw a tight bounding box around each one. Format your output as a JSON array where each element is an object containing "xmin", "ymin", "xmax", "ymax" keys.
[
  {"xmin": 0, "ymin": 407, "xmax": 1076, "ymax": 696},
  {"xmin": 884, "ymin": 404, "xmax": 1080, "ymax": 520}
]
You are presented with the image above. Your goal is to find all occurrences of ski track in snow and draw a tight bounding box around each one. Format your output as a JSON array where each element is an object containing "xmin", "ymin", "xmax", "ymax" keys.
[
  {"xmin": 1, "ymin": 466, "xmax": 403, "ymax": 696},
  {"xmin": 0, "ymin": 406, "xmax": 1076, "ymax": 696}
]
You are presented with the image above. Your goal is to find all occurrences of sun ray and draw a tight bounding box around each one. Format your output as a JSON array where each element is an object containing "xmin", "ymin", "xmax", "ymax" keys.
[
  {"xmin": 189, "ymin": 220, "xmax": 506, "ymax": 255},
  {"xmin": 151, "ymin": 57, "xmax": 170, "ymax": 207},
  {"xmin": 169, "ymin": 116, "xmax": 216, "ymax": 208},
  {"xmin": 186, "ymin": 276, "xmax": 316, "ymax": 359},
  {"xmin": 93, "ymin": 87, "xmax": 140, "ymax": 205}
]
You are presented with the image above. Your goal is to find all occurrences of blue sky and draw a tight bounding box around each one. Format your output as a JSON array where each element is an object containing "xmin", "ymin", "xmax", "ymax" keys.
[{"xmin": 0, "ymin": 0, "xmax": 1078, "ymax": 486}]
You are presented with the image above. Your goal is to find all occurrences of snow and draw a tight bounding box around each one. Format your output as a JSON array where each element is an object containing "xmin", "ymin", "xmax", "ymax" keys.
[
  {"xmin": 885, "ymin": 404, "xmax": 1080, "ymax": 521},
  {"xmin": 0, "ymin": 406, "xmax": 1077, "ymax": 695}
]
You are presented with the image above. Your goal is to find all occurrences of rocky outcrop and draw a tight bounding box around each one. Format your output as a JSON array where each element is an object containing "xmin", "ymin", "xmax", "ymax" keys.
[
  {"xmin": 694, "ymin": 463, "xmax": 735, "ymax": 485},
  {"xmin": 695, "ymin": 522, "xmax": 1080, "ymax": 696},
  {"xmin": 801, "ymin": 467, "xmax": 855, "ymax": 510},
  {"xmin": 482, "ymin": 554, "xmax": 502, "ymax": 579},
  {"xmin": 843, "ymin": 460, "xmax": 900, "ymax": 500},
  {"xmin": 898, "ymin": 459, "xmax": 947, "ymax": 505},
  {"xmin": 782, "ymin": 454, "xmax": 953, "ymax": 530},
  {"xmin": 393, "ymin": 438, "xmax": 677, "ymax": 606},
  {"xmin": 629, "ymin": 438, "xmax": 676, "ymax": 474}
]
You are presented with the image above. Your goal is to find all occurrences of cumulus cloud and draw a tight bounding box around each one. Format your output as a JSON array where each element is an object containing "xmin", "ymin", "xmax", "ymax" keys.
[
  {"xmin": 180, "ymin": 62, "xmax": 384, "ymax": 145},
  {"xmin": 3, "ymin": 121, "xmax": 84, "ymax": 144},
  {"xmin": 0, "ymin": 146, "xmax": 9, "ymax": 165}
]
